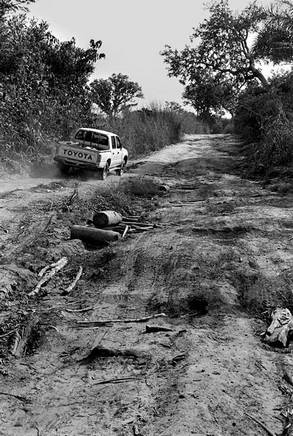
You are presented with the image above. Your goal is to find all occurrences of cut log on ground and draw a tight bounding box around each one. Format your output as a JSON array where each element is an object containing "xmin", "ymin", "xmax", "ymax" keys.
[
  {"xmin": 145, "ymin": 325, "xmax": 173, "ymax": 333},
  {"xmin": 93, "ymin": 211, "xmax": 122, "ymax": 228},
  {"xmin": 71, "ymin": 225, "xmax": 120, "ymax": 245},
  {"xmin": 81, "ymin": 344, "xmax": 151, "ymax": 363}
]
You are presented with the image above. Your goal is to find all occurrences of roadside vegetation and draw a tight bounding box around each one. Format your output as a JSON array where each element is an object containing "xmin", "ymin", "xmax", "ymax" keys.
[
  {"xmin": 0, "ymin": 0, "xmax": 211, "ymax": 174},
  {"xmin": 162, "ymin": 0, "xmax": 293, "ymax": 177}
]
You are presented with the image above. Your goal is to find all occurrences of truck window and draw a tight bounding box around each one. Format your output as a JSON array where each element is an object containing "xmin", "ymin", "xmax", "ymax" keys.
[
  {"xmin": 116, "ymin": 137, "xmax": 122, "ymax": 149},
  {"xmin": 75, "ymin": 130, "xmax": 86, "ymax": 140},
  {"xmin": 75, "ymin": 129, "xmax": 109, "ymax": 150},
  {"xmin": 111, "ymin": 136, "xmax": 117, "ymax": 149}
]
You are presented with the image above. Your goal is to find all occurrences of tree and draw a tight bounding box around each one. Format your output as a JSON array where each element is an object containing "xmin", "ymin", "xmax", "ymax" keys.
[
  {"xmin": 90, "ymin": 73, "xmax": 143, "ymax": 117},
  {"xmin": 161, "ymin": 0, "xmax": 271, "ymax": 118},
  {"xmin": 0, "ymin": 0, "xmax": 35, "ymax": 17},
  {"xmin": 254, "ymin": 0, "xmax": 293, "ymax": 63},
  {"xmin": 0, "ymin": 13, "xmax": 105, "ymax": 147}
]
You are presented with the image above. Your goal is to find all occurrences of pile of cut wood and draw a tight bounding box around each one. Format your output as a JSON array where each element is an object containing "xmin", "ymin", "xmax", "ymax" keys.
[{"xmin": 71, "ymin": 210, "xmax": 157, "ymax": 246}]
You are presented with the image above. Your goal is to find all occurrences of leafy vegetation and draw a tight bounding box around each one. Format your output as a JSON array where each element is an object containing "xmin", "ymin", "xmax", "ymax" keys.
[
  {"xmin": 90, "ymin": 74, "xmax": 143, "ymax": 117},
  {"xmin": 94, "ymin": 103, "xmax": 208, "ymax": 158},
  {"xmin": 162, "ymin": 0, "xmax": 293, "ymax": 174}
]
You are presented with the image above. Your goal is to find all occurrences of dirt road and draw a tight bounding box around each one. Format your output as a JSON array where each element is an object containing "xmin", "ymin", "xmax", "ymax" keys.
[{"xmin": 1, "ymin": 134, "xmax": 293, "ymax": 435}]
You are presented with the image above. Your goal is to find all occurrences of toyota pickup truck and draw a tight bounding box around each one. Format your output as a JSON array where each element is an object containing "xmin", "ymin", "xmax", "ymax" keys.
[{"xmin": 54, "ymin": 128, "xmax": 128, "ymax": 180}]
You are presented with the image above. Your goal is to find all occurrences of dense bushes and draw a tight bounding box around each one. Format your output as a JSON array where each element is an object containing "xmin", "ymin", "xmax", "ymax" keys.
[
  {"xmin": 235, "ymin": 73, "xmax": 293, "ymax": 173},
  {"xmin": 92, "ymin": 105, "xmax": 209, "ymax": 158}
]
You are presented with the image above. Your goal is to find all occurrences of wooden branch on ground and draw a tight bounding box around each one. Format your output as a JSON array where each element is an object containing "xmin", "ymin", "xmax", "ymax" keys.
[
  {"xmin": 65, "ymin": 306, "xmax": 93, "ymax": 313},
  {"xmin": 0, "ymin": 392, "xmax": 30, "ymax": 403},
  {"xmin": 11, "ymin": 316, "xmax": 39, "ymax": 358},
  {"xmin": 92, "ymin": 377, "xmax": 140, "ymax": 386},
  {"xmin": 64, "ymin": 266, "xmax": 83, "ymax": 294},
  {"xmin": 75, "ymin": 313, "xmax": 167, "ymax": 328},
  {"xmin": 67, "ymin": 186, "xmax": 79, "ymax": 206},
  {"xmin": 245, "ymin": 412, "xmax": 276, "ymax": 436},
  {"xmin": 43, "ymin": 212, "xmax": 55, "ymax": 232},
  {"xmin": 122, "ymin": 225, "xmax": 129, "ymax": 239},
  {"xmin": 29, "ymin": 257, "xmax": 68, "ymax": 297},
  {"xmin": 0, "ymin": 328, "xmax": 18, "ymax": 339}
]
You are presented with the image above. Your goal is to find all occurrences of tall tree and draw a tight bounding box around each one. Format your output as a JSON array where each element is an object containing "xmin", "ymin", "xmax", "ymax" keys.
[
  {"xmin": 90, "ymin": 73, "xmax": 143, "ymax": 117},
  {"xmin": 161, "ymin": 1, "xmax": 270, "ymax": 118}
]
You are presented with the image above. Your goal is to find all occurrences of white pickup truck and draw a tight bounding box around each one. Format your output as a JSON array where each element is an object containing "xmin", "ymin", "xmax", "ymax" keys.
[{"xmin": 54, "ymin": 128, "xmax": 128, "ymax": 180}]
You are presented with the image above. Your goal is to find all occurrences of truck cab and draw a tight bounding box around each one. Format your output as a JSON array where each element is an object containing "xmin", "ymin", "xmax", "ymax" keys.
[{"xmin": 54, "ymin": 128, "xmax": 128, "ymax": 180}]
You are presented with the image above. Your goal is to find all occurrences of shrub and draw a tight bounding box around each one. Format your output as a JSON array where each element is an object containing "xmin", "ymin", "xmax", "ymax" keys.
[{"xmin": 234, "ymin": 73, "xmax": 293, "ymax": 173}]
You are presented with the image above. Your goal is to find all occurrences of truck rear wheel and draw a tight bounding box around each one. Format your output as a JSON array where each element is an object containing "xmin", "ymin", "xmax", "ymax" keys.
[
  {"xmin": 97, "ymin": 163, "xmax": 109, "ymax": 181},
  {"xmin": 57, "ymin": 162, "xmax": 70, "ymax": 176}
]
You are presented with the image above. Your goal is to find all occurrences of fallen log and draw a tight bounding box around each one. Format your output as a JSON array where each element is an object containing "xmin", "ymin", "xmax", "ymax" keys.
[
  {"xmin": 93, "ymin": 211, "xmax": 122, "ymax": 228},
  {"xmin": 64, "ymin": 266, "xmax": 83, "ymax": 294},
  {"xmin": 81, "ymin": 343, "xmax": 151, "ymax": 363},
  {"xmin": 29, "ymin": 257, "xmax": 68, "ymax": 297},
  {"xmin": 71, "ymin": 225, "xmax": 120, "ymax": 245}
]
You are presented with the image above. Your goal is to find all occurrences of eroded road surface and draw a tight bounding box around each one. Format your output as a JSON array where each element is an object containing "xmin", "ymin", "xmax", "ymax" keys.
[{"xmin": 1, "ymin": 134, "xmax": 293, "ymax": 435}]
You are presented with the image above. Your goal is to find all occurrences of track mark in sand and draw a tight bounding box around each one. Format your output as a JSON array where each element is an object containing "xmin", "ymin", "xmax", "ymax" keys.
[{"xmin": 0, "ymin": 134, "xmax": 291, "ymax": 436}]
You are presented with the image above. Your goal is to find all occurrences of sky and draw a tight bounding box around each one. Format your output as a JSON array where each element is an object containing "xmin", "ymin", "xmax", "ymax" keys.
[{"xmin": 28, "ymin": 0, "xmax": 273, "ymax": 107}]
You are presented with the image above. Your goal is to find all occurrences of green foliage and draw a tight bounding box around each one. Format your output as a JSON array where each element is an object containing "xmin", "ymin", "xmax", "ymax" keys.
[
  {"xmin": 0, "ymin": 11, "xmax": 104, "ymax": 160},
  {"xmin": 235, "ymin": 73, "xmax": 293, "ymax": 172},
  {"xmin": 0, "ymin": 0, "xmax": 35, "ymax": 17},
  {"xmin": 254, "ymin": 0, "xmax": 293, "ymax": 63},
  {"xmin": 161, "ymin": 0, "xmax": 269, "ymax": 119},
  {"xmin": 93, "ymin": 104, "xmax": 209, "ymax": 158},
  {"xmin": 90, "ymin": 73, "xmax": 143, "ymax": 117}
]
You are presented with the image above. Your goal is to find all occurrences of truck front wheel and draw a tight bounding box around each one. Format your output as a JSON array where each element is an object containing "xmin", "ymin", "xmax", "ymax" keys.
[{"xmin": 116, "ymin": 159, "xmax": 127, "ymax": 176}]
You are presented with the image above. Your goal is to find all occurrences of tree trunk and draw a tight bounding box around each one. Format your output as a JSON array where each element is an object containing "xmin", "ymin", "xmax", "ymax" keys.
[{"xmin": 251, "ymin": 65, "xmax": 269, "ymax": 88}]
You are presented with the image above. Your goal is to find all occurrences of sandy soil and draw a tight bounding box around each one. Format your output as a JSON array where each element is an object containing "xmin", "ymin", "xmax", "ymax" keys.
[{"xmin": 1, "ymin": 134, "xmax": 293, "ymax": 435}]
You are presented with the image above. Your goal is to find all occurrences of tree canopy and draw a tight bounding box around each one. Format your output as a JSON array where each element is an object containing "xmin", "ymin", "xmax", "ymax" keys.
[
  {"xmin": 0, "ymin": 9, "xmax": 105, "ymax": 147},
  {"xmin": 161, "ymin": 0, "xmax": 293, "ymax": 118},
  {"xmin": 90, "ymin": 73, "xmax": 143, "ymax": 117}
]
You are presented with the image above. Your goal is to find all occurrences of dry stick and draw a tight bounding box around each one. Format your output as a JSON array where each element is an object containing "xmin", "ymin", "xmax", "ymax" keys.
[
  {"xmin": 11, "ymin": 331, "xmax": 21, "ymax": 355},
  {"xmin": 64, "ymin": 266, "xmax": 83, "ymax": 295},
  {"xmin": 122, "ymin": 225, "xmax": 129, "ymax": 239},
  {"xmin": 43, "ymin": 212, "xmax": 55, "ymax": 232},
  {"xmin": 0, "ymin": 328, "xmax": 18, "ymax": 339},
  {"xmin": 92, "ymin": 377, "xmax": 140, "ymax": 386},
  {"xmin": 67, "ymin": 185, "xmax": 79, "ymax": 206},
  {"xmin": 122, "ymin": 215, "xmax": 141, "ymax": 220},
  {"xmin": 0, "ymin": 392, "xmax": 30, "ymax": 403},
  {"xmin": 76, "ymin": 313, "xmax": 167, "ymax": 328},
  {"xmin": 122, "ymin": 221, "xmax": 153, "ymax": 227},
  {"xmin": 65, "ymin": 306, "xmax": 93, "ymax": 313},
  {"xmin": 245, "ymin": 412, "xmax": 276, "ymax": 436},
  {"xmin": 29, "ymin": 257, "xmax": 68, "ymax": 297}
]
